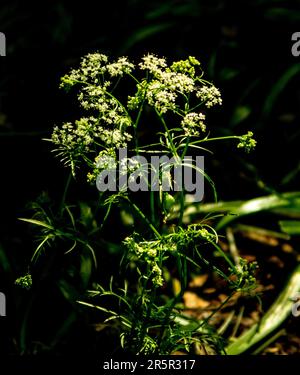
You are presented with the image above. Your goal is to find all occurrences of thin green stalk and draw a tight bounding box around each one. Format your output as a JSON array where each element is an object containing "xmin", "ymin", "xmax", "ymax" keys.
[
  {"xmin": 197, "ymin": 292, "xmax": 235, "ymax": 330},
  {"xmin": 126, "ymin": 198, "xmax": 161, "ymax": 239},
  {"xmin": 155, "ymin": 108, "xmax": 179, "ymax": 158},
  {"xmin": 133, "ymin": 100, "xmax": 145, "ymax": 154},
  {"xmin": 156, "ymin": 251, "xmax": 187, "ymax": 350},
  {"xmin": 178, "ymin": 136, "xmax": 190, "ymax": 226},
  {"xmin": 252, "ymin": 329, "xmax": 286, "ymax": 355},
  {"xmin": 138, "ymin": 287, "xmax": 157, "ymax": 353},
  {"xmin": 188, "ymin": 101, "xmax": 205, "ymax": 113},
  {"xmin": 127, "ymin": 263, "xmax": 150, "ymax": 352},
  {"xmin": 60, "ymin": 172, "xmax": 72, "ymax": 214},
  {"xmin": 190, "ymin": 135, "xmax": 240, "ymax": 145}
]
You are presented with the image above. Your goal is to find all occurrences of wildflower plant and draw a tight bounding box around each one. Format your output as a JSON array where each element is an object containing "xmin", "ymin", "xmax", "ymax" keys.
[{"xmin": 20, "ymin": 53, "xmax": 258, "ymax": 354}]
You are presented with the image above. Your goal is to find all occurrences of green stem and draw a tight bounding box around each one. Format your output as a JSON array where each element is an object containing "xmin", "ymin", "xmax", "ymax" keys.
[
  {"xmin": 210, "ymin": 240, "xmax": 236, "ymax": 270},
  {"xmin": 189, "ymin": 101, "xmax": 205, "ymax": 113},
  {"xmin": 105, "ymin": 89, "xmax": 131, "ymax": 118},
  {"xmin": 138, "ymin": 287, "xmax": 157, "ymax": 353},
  {"xmin": 190, "ymin": 135, "xmax": 240, "ymax": 146},
  {"xmin": 133, "ymin": 100, "xmax": 145, "ymax": 154},
  {"xmin": 60, "ymin": 172, "xmax": 72, "ymax": 214},
  {"xmin": 127, "ymin": 198, "xmax": 161, "ymax": 239},
  {"xmin": 155, "ymin": 108, "xmax": 179, "ymax": 158},
  {"xmin": 128, "ymin": 72, "xmax": 140, "ymax": 84},
  {"xmin": 178, "ymin": 136, "xmax": 190, "ymax": 226},
  {"xmin": 197, "ymin": 292, "xmax": 234, "ymax": 330},
  {"xmin": 156, "ymin": 251, "xmax": 187, "ymax": 351}
]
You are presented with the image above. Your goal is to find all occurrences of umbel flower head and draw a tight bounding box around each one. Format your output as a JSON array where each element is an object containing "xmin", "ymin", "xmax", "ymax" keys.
[
  {"xmin": 181, "ymin": 112, "xmax": 206, "ymax": 136},
  {"xmin": 49, "ymin": 52, "xmax": 255, "ymax": 180}
]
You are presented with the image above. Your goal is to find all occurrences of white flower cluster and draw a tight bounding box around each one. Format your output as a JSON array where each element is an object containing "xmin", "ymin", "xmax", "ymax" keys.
[
  {"xmin": 52, "ymin": 52, "xmax": 224, "ymax": 178},
  {"xmin": 60, "ymin": 53, "xmax": 134, "ymax": 89},
  {"xmin": 119, "ymin": 158, "xmax": 146, "ymax": 185},
  {"xmin": 52, "ymin": 54, "xmax": 136, "ymax": 172},
  {"xmin": 87, "ymin": 149, "xmax": 118, "ymax": 183},
  {"xmin": 139, "ymin": 54, "xmax": 167, "ymax": 76},
  {"xmin": 60, "ymin": 53, "xmax": 109, "ymax": 88},
  {"xmin": 106, "ymin": 57, "xmax": 134, "ymax": 77},
  {"xmin": 128, "ymin": 79, "xmax": 176, "ymax": 114},
  {"xmin": 52, "ymin": 117, "xmax": 99, "ymax": 153},
  {"xmin": 78, "ymin": 86, "xmax": 132, "ymax": 131},
  {"xmin": 95, "ymin": 150, "xmax": 117, "ymax": 170},
  {"xmin": 129, "ymin": 54, "xmax": 222, "ymax": 119},
  {"xmin": 52, "ymin": 117, "xmax": 131, "ymax": 156},
  {"xmin": 196, "ymin": 85, "xmax": 222, "ymax": 108},
  {"xmin": 78, "ymin": 86, "xmax": 109, "ymax": 111},
  {"xmin": 129, "ymin": 54, "xmax": 198, "ymax": 114},
  {"xmin": 181, "ymin": 112, "xmax": 206, "ymax": 136},
  {"xmin": 163, "ymin": 71, "xmax": 194, "ymax": 92},
  {"xmin": 100, "ymin": 128, "xmax": 132, "ymax": 148},
  {"xmin": 145, "ymin": 81, "xmax": 177, "ymax": 113}
]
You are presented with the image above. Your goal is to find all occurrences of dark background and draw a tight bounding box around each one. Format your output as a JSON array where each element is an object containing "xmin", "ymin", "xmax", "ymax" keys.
[{"xmin": 0, "ymin": 0, "xmax": 300, "ymax": 355}]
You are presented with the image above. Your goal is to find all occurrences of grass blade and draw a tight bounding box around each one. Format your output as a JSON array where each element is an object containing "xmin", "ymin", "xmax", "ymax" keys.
[{"xmin": 225, "ymin": 264, "xmax": 300, "ymax": 355}]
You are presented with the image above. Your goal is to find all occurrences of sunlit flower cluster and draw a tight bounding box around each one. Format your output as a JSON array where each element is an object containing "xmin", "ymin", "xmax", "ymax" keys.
[
  {"xmin": 60, "ymin": 53, "xmax": 134, "ymax": 89},
  {"xmin": 196, "ymin": 85, "xmax": 222, "ymax": 108},
  {"xmin": 50, "ymin": 52, "xmax": 244, "ymax": 180},
  {"xmin": 139, "ymin": 54, "xmax": 167, "ymax": 76},
  {"xmin": 52, "ymin": 117, "xmax": 98, "ymax": 153},
  {"xmin": 181, "ymin": 112, "xmax": 206, "ymax": 136},
  {"xmin": 106, "ymin": 56, "xmax": 134, "ymax": 77},
  {"xmin": 145, "ymin": 81, "xmax": 177, "ymax": 113},
  {"xmin": 87, "ymin": 149, "xmax": 118, "ymax": 183},
  {"xmin": 60, "ymin": 53, "xmax": 109, "ymax": 88},
  {"xmin": 129, "ymin": 54, "xmax": 202, "ymax": 114}
]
